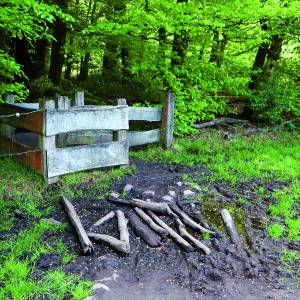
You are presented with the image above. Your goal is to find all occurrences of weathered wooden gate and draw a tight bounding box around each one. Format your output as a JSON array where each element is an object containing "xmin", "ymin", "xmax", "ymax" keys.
[{"xmin": 0, "ymin": 93, "xmax": 175, "ymax": 184}]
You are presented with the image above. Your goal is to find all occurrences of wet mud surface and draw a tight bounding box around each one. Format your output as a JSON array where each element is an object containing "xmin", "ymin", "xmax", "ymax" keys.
[{"xmin": 40, "ymin": 159, "xmax": 299, "ymax": 299}]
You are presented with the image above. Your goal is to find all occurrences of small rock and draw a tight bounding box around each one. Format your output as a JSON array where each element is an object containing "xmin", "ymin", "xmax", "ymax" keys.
[
  {"xmin": 162, "ymin": 195, "xmax": 173, "ymax": 202},
  {"xmin": 123, "ymin": 184, "xmax": 133, "ymax": 193},
  {"xmin": 109, "ymin": 192, "xmax": 120, "ymax": 200},
  {"xmin": 142, "ymin": 190, "xmax": 155, "ymax": 199},
  {"xmin": 42, "ymin": 218, "xmax": 62, "ymax": 225},
  {"xmin": 183, "ymin": 190, "xmax": 196, "ymax": 198},
  {"xmin": 92, "ymin": 283, "xmax": 110, "ymax": 292},
  {"xmin": 168, "ymin": 190, "xmax": 176, "ymax": 197},
  {"xmin": 176, "ymin": 182, "xmax": 183, "ymax": 187},
  {"xmin": 192, "ymin": 185, "xmax": 202, "ymax": 192}
]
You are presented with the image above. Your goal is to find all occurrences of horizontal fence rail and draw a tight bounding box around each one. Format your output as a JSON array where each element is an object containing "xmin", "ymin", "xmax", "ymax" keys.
[{"xmin": 0, "ymin": 92, "xmax": 175, "ymax": 184}]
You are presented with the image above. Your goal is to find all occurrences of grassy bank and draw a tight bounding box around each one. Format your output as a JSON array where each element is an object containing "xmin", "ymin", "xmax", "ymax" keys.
[{"xmin": 0, "ymin": 159, "xmax": 134, "ymax": 299}]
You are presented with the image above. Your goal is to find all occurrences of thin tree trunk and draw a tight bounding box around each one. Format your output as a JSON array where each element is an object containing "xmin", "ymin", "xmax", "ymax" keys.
[
  {"xmin": 264, "ymin": 35, "xmax": 283, "ymax": 71},
  {"xmin": 171, "ymin": 0, "xmax": 189, "ymax": 68},
  {"xmin": 14, "ymin": 38, "xmax": 32, "ymax": 84},
  {"xmin": 249, "ymin": 43, "xmax": 269, "ymax": 90},
  {"xmin": 209, "ymin": 31, "xmax": 228, "ymax": 67},
  {"xmin": 49, "ymin": 0, "xmax": 69, "ymax": 84},
  {"xmin": 33, "ymin": 39, "xmax": 49, "ymax": 78},
  {"xmin": 78, "ymin": 52, "xmax": 90, "ymax": 81},
  {"xmin": 249, "ymin": 20, "xmax": 269, "ymax": 90},
  {"xmin": 121, "ymin": 47, "xmax": 130, "ymax": 80}
]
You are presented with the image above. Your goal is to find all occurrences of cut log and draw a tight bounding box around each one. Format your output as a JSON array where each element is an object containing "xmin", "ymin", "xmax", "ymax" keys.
[
  {"xmin": 193, "ymin": 118, "xmax": 249, "ymax": 129},
  {"xmin": 175, "ymin": 218, "xmax": 211, "ymax": 255},
  {"xmin": 220, "ymin": 208, "xmax": 241, "ymax": 246},
  {"xmin": 62, "ymin": 196, "xmax": 94, "ymax": 254},
  {"xmin": 134, "ymin": 207, "xmax": 168, "ymax": 238},
  {"xmin": 89, "ymin": 211, "xmax": 115, "ymax": 230},
  {"xmin": 168, "ymin": 203, "xmax": 215, "ymax": 235},
  {"xmin": 147, "ymin": 211, "xmax": 194, "ymax": 252},
  {"xmin": 87, "ymin": 232, "xmax": 130, "ymax": 254},
  {"xmin": 116, "ymin": 210, "xmax": 130, "ymax": 252},
  {"xmin": 108, "ymin": 198, "xmax": 172, "ymax": 215},
  {"xmin": 128, "ymin": 210, "xmax": 161, "ymax": 247}
]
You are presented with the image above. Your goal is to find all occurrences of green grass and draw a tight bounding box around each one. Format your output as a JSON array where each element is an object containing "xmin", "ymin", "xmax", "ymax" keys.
[
  {"xmin": 132, "ymin": 130, "xmax": 300, "ymax": 182},
  {"xmin": 0, "ymin": 220, "xmax": 93, "ymax": 300},
  {"xmin": 0, "ymin": 158, "xmax": 134, "ymax": 299},
  {"xmin": 131, "ymin": 130, "xmax": 300, "ymax": 242}
]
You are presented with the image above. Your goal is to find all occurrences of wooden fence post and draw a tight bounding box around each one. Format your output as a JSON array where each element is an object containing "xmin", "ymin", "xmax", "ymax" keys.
[
  {"xmin": 56, "ymin": 96, "xmax": 70, "ymax": 148},
  {"xmin": 113, "ymin": 98, "xmax": 129, "ymax": 167},
  {"xmin": 75, "ymin": 91, "xmax": 85, "ymax": 106},
  {"xmin": 1, "ymin": 94, "xmax": 16, "ymax": 139},
  {"xmin": 113, "ymin": 99, "xmax": 128, "ymax": 142},
  {"xmin": 39, "ymin": 99, "xmax": 58, "ymax": 184},
  {"xmin": 161, "ymin": 93, "xmax": 175, "ymax": 149}
]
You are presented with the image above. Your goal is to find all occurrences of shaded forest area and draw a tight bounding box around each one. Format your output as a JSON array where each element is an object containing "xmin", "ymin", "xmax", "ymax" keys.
[{"xmin": 1, "ymin": 0, "xmax": 300, "ymax": 135}]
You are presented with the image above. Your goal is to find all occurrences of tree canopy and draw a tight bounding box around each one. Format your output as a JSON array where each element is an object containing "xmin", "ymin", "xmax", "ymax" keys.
[{"xmin": 1, "ymin": 0, "xmax": 299, "ymax": 134}]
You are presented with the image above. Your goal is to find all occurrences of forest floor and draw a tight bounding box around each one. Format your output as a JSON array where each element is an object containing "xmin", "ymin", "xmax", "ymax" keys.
[{"xmin": 0, "ymin": 126, "xmax": 299, "ymax": 299}]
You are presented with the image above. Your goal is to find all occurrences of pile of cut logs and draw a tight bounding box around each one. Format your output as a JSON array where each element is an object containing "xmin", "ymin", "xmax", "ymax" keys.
[{"xmin": 62, "ymin": 195, "xmax": 240, "ymax": 256}]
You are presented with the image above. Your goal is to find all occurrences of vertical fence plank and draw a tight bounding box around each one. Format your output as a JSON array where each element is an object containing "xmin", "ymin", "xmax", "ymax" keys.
[
  {"xmin": 1, "ymin": 94, "xmax": 16, "ymax": 138},
  {"xmin": 75, "ymin": 91, "xmax": 85, "ymax": 106},
  {"xmin": 58, "ymin": 96, "xmax": 71, "ymax": 110},
  {"xmin": 113, "ymin": 99, "xmax": 128, "ymax": 142},
  {"xmin": 39, "ymin": 99, "xmax": 58, "ymax": 184},
  {"xmin": 56, "ymin": 96, "xmax": 70, "ymax": 148},
  {"xmin": 161, "ymin": 93, "xmax": 175, "ymax": 149},
  {"xmin": 113, "ymin": 98, "xmax": 129, "ymax": 167}
]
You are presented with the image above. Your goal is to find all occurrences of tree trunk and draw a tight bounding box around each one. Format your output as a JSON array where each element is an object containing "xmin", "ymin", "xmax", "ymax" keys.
[
  {"xmin": 49, "ymin": 0, "xmax": 69, "ymax": 84},
  {"xmin": 121, "ymin": 47, "xmax": 130, "ymax": 80},
  {"xmin": 209, "ymin": 31, "xmax": 228, "ymax": 67},
  {"xmin": 65, "ymin": 60, "xmax": 72, "ymax": 80},
  {"xmin": 248, "ymin": 43, "xmax": 269, "ymax": 90},
  {"xmin": 32, "ymin": 39, "xmax": 49, "ymax": 79},
  {"xmin": 14, "ymin": 38, "xmax": 32, "ymax": 84},
  {"xmin": 249, "ymin": 20, "xmax": 269, "ymax": 90},
  {"xmin": 78, "ymin": 52, "xmax": 90, "ymax": 81},
  {"xmin": 264, "ymin": 35, "xmax": 283, "ymax": 71},
  {"xmin": 102, "ymin": 39, "xmax": 119, "ymax": 80},
  {"xmin": 171, "ymin": 0, "xmax": 189, "ymax": 68}
]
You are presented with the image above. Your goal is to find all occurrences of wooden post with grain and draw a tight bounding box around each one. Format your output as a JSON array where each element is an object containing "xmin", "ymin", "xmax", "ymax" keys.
[{"xmin": 161, "ymin": 93, "xmax": 175, "ymax": 149}]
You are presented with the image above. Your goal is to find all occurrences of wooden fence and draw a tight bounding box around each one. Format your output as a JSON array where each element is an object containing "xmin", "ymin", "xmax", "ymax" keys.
[{"xmin": 0, "ymin": 92, "xmax": 175, "ymax": 184}]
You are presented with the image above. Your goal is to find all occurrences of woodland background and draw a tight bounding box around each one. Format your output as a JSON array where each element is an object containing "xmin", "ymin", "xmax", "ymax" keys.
[{"xmin": 1, "ymin": 0, "xmax": 300, "ymax": 135}]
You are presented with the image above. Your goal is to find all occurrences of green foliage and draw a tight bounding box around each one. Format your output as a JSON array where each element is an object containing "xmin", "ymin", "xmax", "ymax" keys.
[
  {"xmin": 0, "ymin": 158, "xmax": 46, "ymax": 231},
  {"xmin": 0, "ymin": 0, "xmax": 73, "ymax": 100},
  {"xmin": 132, "ymin": 130, "xmax": 300, "ymax": 182},
  {"xmin": 268, "ymin": 223, "xmax": 285, "ymax": 239},
  {"xmin": 59, "ymin": 166, "xmax": 135, "ymax": 200},
  {"xmin": 250, "ymin": 70, "xmax": 300, "ymax": 123},
  {"xmin": 0, "ymin": 220, "xmax": 92, "ymax": 300}
]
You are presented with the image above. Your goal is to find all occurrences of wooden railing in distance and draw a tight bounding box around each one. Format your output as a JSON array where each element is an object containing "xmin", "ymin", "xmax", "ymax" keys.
[{"xmin": 128, "ymin": 93, "xmax": 175, "ymax": 148}]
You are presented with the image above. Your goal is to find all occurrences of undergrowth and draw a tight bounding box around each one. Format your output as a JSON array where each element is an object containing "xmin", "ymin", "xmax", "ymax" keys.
[{"xmin": 0, "ymin": 158, "xmax": 133, "ymax": 299}]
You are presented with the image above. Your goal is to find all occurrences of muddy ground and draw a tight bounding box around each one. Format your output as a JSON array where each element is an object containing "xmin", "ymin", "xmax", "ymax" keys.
[{"xmin": 37, "ymin": 159, "xmax": 300, "ymax": 300}]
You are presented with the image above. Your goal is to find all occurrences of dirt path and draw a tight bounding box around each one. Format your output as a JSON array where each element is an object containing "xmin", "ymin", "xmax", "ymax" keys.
[{"xmin": 43, "ymin": 159, "xmax": 299, "ymax": 299}]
